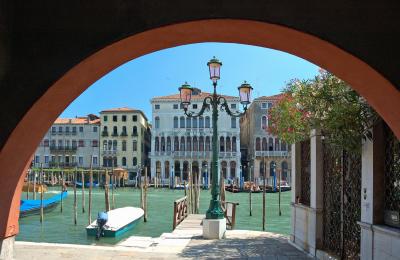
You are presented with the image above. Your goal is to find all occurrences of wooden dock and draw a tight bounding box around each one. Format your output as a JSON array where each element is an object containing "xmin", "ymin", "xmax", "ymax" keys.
[{"xmin": 172, "ymin": 214, "xmax": 204, "ymax": 237}]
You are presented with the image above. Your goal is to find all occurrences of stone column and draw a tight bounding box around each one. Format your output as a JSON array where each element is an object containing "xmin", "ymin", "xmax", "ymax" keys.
[
  {"xmin": 309, "ymin": 129, "xmax": 324, "ymax": 253},
  {"xmin": 0, "ymin": 236, "xmax": 14, "ymax": 260},
  {"xmin": 358, "ymin": 123, "xmax": 385, "ymax": 260},
  {"xmin": 290, "ymin": 142, "xmax": 301, "ymax": 244}
]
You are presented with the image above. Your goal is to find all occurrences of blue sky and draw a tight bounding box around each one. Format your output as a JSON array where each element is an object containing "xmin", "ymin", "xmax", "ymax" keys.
[{"xmin": 61, "ymin": 43, "xmax": 319, "ymax": 121}]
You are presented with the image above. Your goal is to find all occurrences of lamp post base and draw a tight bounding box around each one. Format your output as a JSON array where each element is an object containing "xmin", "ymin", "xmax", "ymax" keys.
[
  {"xmin": 205, "ymin": 199, "xmax": 225, "ymax": 219},
  {"xmin": 202, "ymin": 218, "xmax": 226, "ymax": 239}
]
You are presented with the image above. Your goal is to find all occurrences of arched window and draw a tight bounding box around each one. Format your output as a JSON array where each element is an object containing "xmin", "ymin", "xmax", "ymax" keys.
[
  {"xmin": 221, "ymin": 161, "xmax": 227, "ymax": 179},
  {"xmin": 113, "ymin": 126, "xmax": 118, "ymax": 135},
  {"xmin": 155, "ymin": 116, "xmax": 160, "ymax": 129},
  {"xmin": 103, "ymin": 157, "xmax": 107, "ymax": 167},
  {"xmin": 262, "ymin": 138, "xmax": 267, "ymax": 151},
  {"xmin": 186, "ymin": 136, "xmax": 192, "ymax": 151},
  {"xmin": 113, "ymin": 157, "xmax": 117, "ymax": 167},
  {"xmin": 256, "ymin": 137, "xmax": 261, "ymax": 151},
  {"xmin": 180, "ymin": 116, "xmax": 185, "ymax": 128},
  {"xmin": 122, "ymin": 140, "xmax": 127, "ymax": 151},
  {"xmin": 122, "ymin": 126, "xmax": 127, "ymax": 135},
  {"xmin": 173, "ymin": 116, "xmax": 178, "ymax": 128},
  {"xmin": 167, "ymin": 137, "xmax": 171, "ymax": 151},
  {"xmin": 205, "ymin": 136, "xmax": 211, "ymax": 151},
  {"xmin": 199, "ymin": 136, "xmax": 204, "ymax": 151},
  {"xmin": 103, "ymin": 140, "xmax": 107, "ymax": 150},
  {"xmin": 199, "ymin": 117, "xmax": 204, "ymax": 128},
  {"xmin": 164, "ymin": 161, "xmax": 170, "ymax": 179},
  {"xmin": 232, "ymin": 137, "xmax": 237, "ymax": 152},
  {"xmin": 180, "ymin": 136, "xmax": 185, "ymax": 151},
  {"xmin": 193, "ymin": 137, "xmax": 198, "ymax": 151},
  {"xmin": 205, "ymin": 116, "xmax": 210, "ymax": 128},
  {"xmin": 220, "ymin": 137, "xmax": 225, "ymax": 152},
  {"xmin": 261, "ymin": 116, "xmax": 267, "ymax": 129},
  {"xmin": 108, "ymin": 140, "xmax": 112, "ymax": 150},
  {"xmin": 281, "ymin": 141, "xmax": 287, "ymax": 151},
  {"xmin": 268, "ymin": 137, "xmax": 274, "ymax": 151},
  {"xmin": 281, "ymin": 161, "xmax": 288, "ymax": 180},
  {"xmin": 132, "ymin": 126, "xmax": 137, "ymax": 136},
  {"xmin": 192, "ymin": 118, "xmax": 198, "ymax": 128},
  {"xmin": 226, "ymin": 137, "xmax": 231, "ymax": 152},
  {"xmin": 122, "ymin": 157, "xmax": 126, "ymax": 166},
  {"xmin": 260, "ymin": 160, "xmax": 265, "ymax": 177},
  {"xmin": 230, "ymin": 161, "xmax": 236, "ymax": 178},
  {"xmin": 103, "ymin": 126, "xmax": 108, "ymax": 132},
  {"xmin": 132, "ymin": 140, "xmax": 137, "ymax": 151},
  {"xmin": 161, "ymin": 137, "xmax": 165, "ymax": 151},
  {"xmin": 133, "ymin": 157, "xmax": 137, "ymax": 166},
  {"xmin": 186, "ymin": 117, "xmax": 191, "ymax": 128},
  {"xmin": 275, "ymin": 138, "xmax": 280, "ymax": 151},
  {"xmin": 112, "ymin": 140, "xmax": 117, "ymax": 151},
  {"xmin": 155, "ymin": 137, "xmax": 159, "ymax": 151},
  {"xmin": 174, "ymin": 136, "xmax": 179, "ymax": 151}
]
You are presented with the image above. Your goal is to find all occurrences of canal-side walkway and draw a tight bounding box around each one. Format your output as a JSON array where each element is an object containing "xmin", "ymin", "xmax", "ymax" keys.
[{"xmin": 14, "ymin": 215, "xmax": 311, "ymax": 259}]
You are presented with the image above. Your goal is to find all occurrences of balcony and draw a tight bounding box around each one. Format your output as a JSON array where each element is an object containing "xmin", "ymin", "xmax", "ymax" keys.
[
  {"xmin": 51, "ymin": 131, "xmax": 57, "ymax": 135},
  {"xmin": 57, "ymin": 131, "xmax": 63, "ymax": 135},
  {"xmin": 72, "ymin": 131, "xmax": 77, "ymax": 135},
  {"xmin": 50, "ymin": 146, "xmax": 78, "ymax": 152},
  {"xmin": 132, "ymin": 132, "xmax": 138, "ymax": 137},
  {"xmin": 111, "ymin": 132, "xmax": 119, "ymax": 137},
  {"xmin": 254, "ymin": 151, "xmax": 290, "ymax": 157},
  {"xmin": 49, "ymin": 162, "xmax": 78, "ymax": 168},
  {"xmin": 101, "ymin": 131, "xmax": 109, "ymax": 137},
  {"xmin": 101, "ymin": 150, "xmax": 118, "ymax": 156},
  {"xmin": 120, "ymin": 131, "xmax": 128, "ymax": 137}
]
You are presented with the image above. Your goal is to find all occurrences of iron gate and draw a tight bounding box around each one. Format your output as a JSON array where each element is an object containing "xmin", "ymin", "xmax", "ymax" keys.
[
  {"xmin": 300, "ymin": 140, "xmax": 311, "ymax": 206},
  {"xmin": 323, "ymin": 142, "xmax": 361, "ymax": 259}
]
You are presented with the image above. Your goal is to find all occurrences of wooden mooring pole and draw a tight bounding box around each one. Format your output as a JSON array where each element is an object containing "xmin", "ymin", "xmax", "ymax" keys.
[
  {"xmin": 60, "ymin": 171, "xmax": 64, "ymax": 212},
  {"xmin": 73, "ymin": 169, "xmax": 77, "ymax": 225},
  {"xmin": 88, "ymin": 159, "xmax": 93, "ymax": 224},
  {"xmin": 104, "ymin": 170, "xmax": 110, "ymax": 212},
  {"xmin": 278, "ymin": 169, "xmax": 282, "ymax": 216},
  {"xmin": 262, "ymin": 158, "xmax": 266, "ymax": 231},
  {"xmin": 26, "ymin": 170, "xmax": 30, "ymax": 200},
  {"xmin": 33, "ymin": 169, "xmax": 37, "ymax": 200},
  {"xmin": 144, "ymin": 167, "xmax": 148, "ymax": 222},
  {"xmin": 81, "ymin": 170, "xmax": 85, "ymax": 213},
  {"xmin": 40, "ymin": 164, "xmax": 44, "ymax": 223},
  {"xmin": 249, "ymin": 166, "xmax": 252, "ymax": 217}
]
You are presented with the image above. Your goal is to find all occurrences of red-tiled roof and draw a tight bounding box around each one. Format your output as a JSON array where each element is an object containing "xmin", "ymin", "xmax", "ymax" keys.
[
  {"xmin": 54, "ymin": 117, "xmax": 100, "ymax": 125},
  {"xmin": 152, "ymin": 91, "xmax": 238, "ymax": 101},
  {"xmin": 254, "ymin": 93, "xmax": 284, "ymax": 102}
]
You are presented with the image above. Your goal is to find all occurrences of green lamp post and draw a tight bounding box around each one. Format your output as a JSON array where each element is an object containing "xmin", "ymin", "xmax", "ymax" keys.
[{"xmin": 178, "ymin": 57, "xmax": 254, "ymax": 219}]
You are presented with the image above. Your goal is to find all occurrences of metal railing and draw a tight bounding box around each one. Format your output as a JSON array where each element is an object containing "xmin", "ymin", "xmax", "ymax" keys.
[{"xmin": 254, "ymin": 151, "xmax": 290, "ymax": 157}]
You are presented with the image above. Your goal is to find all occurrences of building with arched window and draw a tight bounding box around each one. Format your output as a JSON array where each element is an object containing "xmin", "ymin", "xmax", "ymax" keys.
[
  {"xmin": 100, "ymin": 107, "xmax": 151, "ymax": 184},
  {"xmin": 240, "ymin": 94, "xmax": 291, "ymax": 183},
  {"xmin": 150, "ymin": 89, "xmax": 241, "ymax": 182}
]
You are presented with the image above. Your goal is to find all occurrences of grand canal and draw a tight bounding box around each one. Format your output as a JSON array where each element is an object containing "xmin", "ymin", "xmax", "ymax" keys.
[{"xmin": 18, "ymin": 187, "xmax": 291, "ymax": 245}]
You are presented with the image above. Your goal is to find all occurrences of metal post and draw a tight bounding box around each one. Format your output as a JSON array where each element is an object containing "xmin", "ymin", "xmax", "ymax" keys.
[{"xmin": 206, "ymin": 82, "xmax": 224, "ymax": 219}]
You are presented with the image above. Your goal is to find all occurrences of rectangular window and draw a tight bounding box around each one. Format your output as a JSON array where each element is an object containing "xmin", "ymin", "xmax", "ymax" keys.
[
  {"xmin": 180, "ymin": 103, "xmax": 184, "ymax": 109},
  {"xmin": 230, "ymin": 103, "xmax": 237, "ymax": 109},
  {"xmin": 72, "ymin": 126, "xmax": 77, "ymax": 133},
  {"xmin": 78, "ymin": 140, "xmax": 84, "ymax": 147},
  {"xmin": 58, "ymin": 126, "xmax": 63, "ymax": 133},
  {"xmin": 193, "ymin": 104, "xmax": 198, "ymax": 109},
  {"xmin": 113, "ymin": 115, "xmax": 117, "ymax": 122},
  {"xmin": 92, "ymin": 140, "xmax": 98, "ymax": 147},
  {"xmin": 51, "ymin": 126, "xmax": 56, "ymax": 133},
  {"xmin": 66, "ymin": 126, "xmax": 70, "ymax": 133},
  {"xmin": 43, "ymin": 139, "xmax": 49, "ymax": 147},
  {"xmin": 132, "ymin": 115, "xmax": 137, "ymax": 121},
  {"xmin": 93, "ymin": 126, "xmax": 97, "ymax": 132},
  {"xmin": 72, "ymin": 140, "xmax": 77, "ymax": 148},
  {"xmin": 35, "ymin": 155, "xmax": 40, "ymax": 163},
  {"xmin": 155, "ymin": 104, "xmax": 160, "ymax": 109},
  {"xmin": 78, "ymin": 156, "xmax": 83, "ymax": 165},
  {"xmin": 231, "ymin": 117, "xmax": 237, "ymax": 128},
  {"xmin": 262, "ymin": 103, "xmax": 267, "ymax": 109},
  {"xmin": 122, "ymin": 141, "xmax": 126, "ymax": 151},
  {"xmin": 79, "ymin": 126, "xmax": 83, "ymax": 132},
  {"xmin": 122, "ymin": 115, "xmax": 127, "ymax": 122},
  {"xmin": 104, "ymin": 116, "xmax": 108, "ymax": 121},
  {"xmin": 44, "ymin": 156, "xmax": 49, "ymax": 164},
  {"xmin": 51, "ymin": 155, "xmax": 56, "ymax": 162},
  {"xmin": 93, "ymin": 156, "xmax": 98, "ymax": 165},
  {"xmin": 268, "ymin": 102, "xmax": 273, "ymax": 109},
  {"xmin": 173, "ymin": 104, "xmax": 178, "ymax": 109},
  {"xmin": 58, "ymin": 140, "xmax": 63, "ymax": 148},
  {"xmin": 132, "ymin": 141, "xmax": 137, "ymax": 151}
]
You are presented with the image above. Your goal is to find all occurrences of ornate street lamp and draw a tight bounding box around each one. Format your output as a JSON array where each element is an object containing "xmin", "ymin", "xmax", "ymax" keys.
[{"xmin": 178, "ymin": 57, "xmax": 253, "ymax": 221}]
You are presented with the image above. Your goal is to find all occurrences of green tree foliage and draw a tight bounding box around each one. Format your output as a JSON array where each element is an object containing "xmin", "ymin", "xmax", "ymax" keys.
[{"xmin": 268, "ymin": 70, "xmax": 377, "ymax": 153}]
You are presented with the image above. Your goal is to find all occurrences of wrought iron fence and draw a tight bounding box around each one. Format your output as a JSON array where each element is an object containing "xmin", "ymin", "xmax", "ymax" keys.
[
  {"xmin": 300, "ymin": 140, "xmax": 310, "ymax": 206},
  {"xmin": 322, "ymin": 142, "xmax": 361, "ymax": 259},
  {"xmin": 383, "ymin": 123, "xmax": 400, "ymax": 227}
]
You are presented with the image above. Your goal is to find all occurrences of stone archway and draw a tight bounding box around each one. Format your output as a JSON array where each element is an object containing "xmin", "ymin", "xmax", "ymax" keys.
[{"xmin": 1, "ymin": 19, "xmax": 400, "ymax": 244}]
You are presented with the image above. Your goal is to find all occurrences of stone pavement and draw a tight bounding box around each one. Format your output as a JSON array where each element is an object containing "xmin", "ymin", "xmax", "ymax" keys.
[{"xmin": 14, "ymin": 215, "xmax": 311, "ymax": 259}]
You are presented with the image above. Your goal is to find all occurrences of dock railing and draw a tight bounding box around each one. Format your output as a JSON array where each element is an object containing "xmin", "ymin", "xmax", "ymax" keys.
[
  {"xmin": 222, "ymin": 201, "xmax": 239, "ymax": 230},
  {"xmin": 173, "ymin": 196, "xmax": 188, "ymax": 230}
]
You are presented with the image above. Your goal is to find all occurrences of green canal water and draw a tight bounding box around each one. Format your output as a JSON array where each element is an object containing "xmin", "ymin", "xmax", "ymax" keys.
[{"xmin": 17, "ymin": 187, "xmax": 291, "ymax": 245}]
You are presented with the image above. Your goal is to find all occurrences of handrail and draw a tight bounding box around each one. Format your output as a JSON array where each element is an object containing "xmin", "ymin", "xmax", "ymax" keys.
[
  {"xmin": 173, "ymin": 196, "xmax": 188, "ymax": 230},
  {"xmin": 222, "ymin": 201, "xmax": 239, "ymax": 230}
]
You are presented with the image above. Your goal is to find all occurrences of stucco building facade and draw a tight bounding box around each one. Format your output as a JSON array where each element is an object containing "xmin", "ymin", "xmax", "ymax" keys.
[
  {"xmin": 240, "ymin": 94, "xmax": 291, "ymax": 183},
  {"xmin": 149, "ymin": 89, "xmax": 241, "ymax": 183}
]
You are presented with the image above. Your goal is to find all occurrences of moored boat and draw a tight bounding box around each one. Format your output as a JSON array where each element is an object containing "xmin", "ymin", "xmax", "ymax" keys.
[
  {"xmin": 20, "ymin": 191, "xmax": 68, "ymax": 217},
  {"xmin": 22, "ymin": 182, "xmax": 48, "ymax": 193},
  {"xmin": 86, "ymin": 207, "xmax": 144, "ymax": 238}
]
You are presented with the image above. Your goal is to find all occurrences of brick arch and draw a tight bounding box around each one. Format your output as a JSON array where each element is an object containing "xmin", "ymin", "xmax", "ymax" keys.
[{"xmin": 1, "ymin": 19, "xmax": 400, "ymax": 239}]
